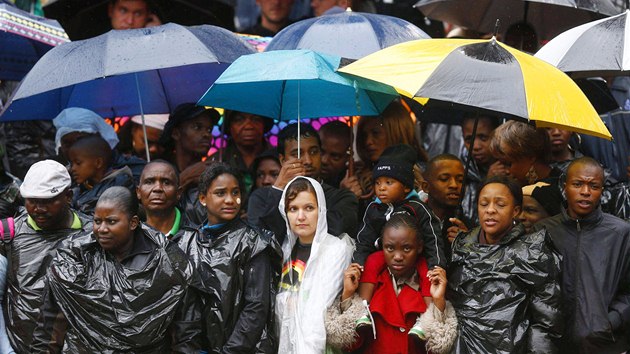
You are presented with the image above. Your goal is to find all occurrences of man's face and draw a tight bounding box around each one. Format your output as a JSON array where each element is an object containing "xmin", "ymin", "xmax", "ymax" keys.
[
  {"xmin": 426, "ymin": 159, "xmax": 465, "ymax": 209},
  {"xmin": 462, "ymin": 118, "xmax": 495, "ymax": 167},
  {"xmin": 137, "ymin": 162, "xmax": 181, "ymax": 215},
  {"xmin": 564, "ymin": 163, "xmax": 604, "ymax": 219},
  {"xmin": 108, "ymin": 0, "xmax": 150, "ymax": 30},
  {"xmin": 257, "ymin": 0, "xmax": 293, "ymax": 25},
  {"xmin": 319, "ymin": 132, "xmax": 349, "ymax": 180},
  {"xmin": 25, "ymin": 192, "xmax": 71, "ymax": 230},
  {"xmin": 229, "ymin": 112, "xmax": 265, "ymax": 148},
  {"xmin": 546, "ymin": 128, "xmax": 572, "ymax": 154},
  {"xmin": 280, "ymin": 136, "xmax": 321, "ymax": 179},
  {"xmin": 132, "ymin": 124, "xmax": 164, "ymax": 160},
  {"xmin": 172, "ymin": 115, "xmax": 214, "ymax": 156}
]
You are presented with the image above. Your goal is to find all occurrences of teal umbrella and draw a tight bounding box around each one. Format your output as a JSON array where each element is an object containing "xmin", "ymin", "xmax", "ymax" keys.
[{"xmin": 198, "ymin": 49, "xmax": 398, "ymax": 121}]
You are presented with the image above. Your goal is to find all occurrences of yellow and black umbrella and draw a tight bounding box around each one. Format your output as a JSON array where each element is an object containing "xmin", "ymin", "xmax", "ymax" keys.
[{"xmin": 338, "ymin": 37, "xmax": 612, "ymax": 140}]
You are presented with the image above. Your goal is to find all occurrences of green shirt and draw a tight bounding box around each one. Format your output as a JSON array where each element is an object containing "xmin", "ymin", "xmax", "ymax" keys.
[{"xmin": 27, "ymin": 211, "xmax": 82, "ymax": 231}]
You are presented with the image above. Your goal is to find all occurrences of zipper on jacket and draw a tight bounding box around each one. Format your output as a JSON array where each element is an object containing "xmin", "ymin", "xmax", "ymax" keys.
[{"xmin": 574, "ymin": 217, "xmax": 581, "ymax": 341}]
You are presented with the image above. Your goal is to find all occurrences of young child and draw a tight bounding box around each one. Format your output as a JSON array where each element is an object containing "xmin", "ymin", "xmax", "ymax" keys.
[
  {"xmin": 68, "ymin": 135, "xmax": 135, "ymax": 215},
  {"xmin": 327, "ymin": 214, "xmax": 457, "ymax": 354}
]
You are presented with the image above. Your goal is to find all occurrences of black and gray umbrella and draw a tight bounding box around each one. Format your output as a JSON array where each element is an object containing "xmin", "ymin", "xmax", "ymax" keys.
[{"xmin": 415, "ymin": 0, "xmax": 623, "ymax": 41}]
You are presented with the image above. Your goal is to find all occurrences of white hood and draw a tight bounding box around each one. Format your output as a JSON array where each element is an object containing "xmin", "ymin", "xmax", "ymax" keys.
[{"xmin": 276, "ymin": 177, "xmax": 353, "ymax": 354}]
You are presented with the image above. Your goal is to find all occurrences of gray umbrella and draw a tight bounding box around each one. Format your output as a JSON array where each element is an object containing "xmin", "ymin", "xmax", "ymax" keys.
[{"xmin": 415, "ymin": 0, "xmax": 623, "ymax": 41}]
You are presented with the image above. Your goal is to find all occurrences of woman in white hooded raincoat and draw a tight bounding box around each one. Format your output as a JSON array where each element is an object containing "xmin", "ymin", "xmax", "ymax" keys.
[{"xmin": 276, "ymin": 176, "xmax": 354, "ymax": 354}]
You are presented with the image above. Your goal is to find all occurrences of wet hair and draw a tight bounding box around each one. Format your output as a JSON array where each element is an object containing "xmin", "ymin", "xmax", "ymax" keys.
[
  {"xmin": 478, "ymin": 175, "xmax": 523, "ymax": 208},
  {"xmin": 566, "ymin": 156, "xmax": 605, "ymax": 183},
  {"xmin": 356, "ymin": 100, "xmax": 428, "ymax": 165},
  {"xmin": 97, "ymin": 186, "xmax": 139, "ymax": 217},
  {"xmin": 277, "ymin": 123, "xmax": 321, "ymax": 157},
  {"xmin": 425, "ymin": 153, "xmax": 463, "ymax": 180},
  {"xmin": 382, "ymin": 213, "xmax": 422, "ymax": 245},
  {"xmin": 141, "ymin": 159, "xmax": 180, "ymax": 186},
  {"xmin": 489, "ymin": 120, "xmax": 551, "ymax": 164},
  {"xmin": 319, "ymin": 120, "xmax": 351, "ymax": 145},
  {"xmin": 68, "ymin": 135, "xmax": 113, "ymax": 168},
  {"xmin": 198, "ymin": 162, "xmax": 244, "ymax": 196},
  {"xmin": 284, "ymin": 178, "xmax": 317, "ymax": 212}
]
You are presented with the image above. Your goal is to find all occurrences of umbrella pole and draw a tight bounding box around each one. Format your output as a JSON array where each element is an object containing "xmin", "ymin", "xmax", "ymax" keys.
[
  {"xmin": 348, "ymin": 116, "xmax": 355, "ymax": 176},
  {"xmin": 220, "ymin": 115, "xmax": 225, "ymax": 162},
  {"xmin": 458, "ymin": 113, "xmax": 479, "ymax": 219},
  {"xmin": 298, "ymin": 81, "xmax": 301, "ymax": 160},
  {"xmin": 134, "ymin": 73, "xmax": 151, "ymax": 162}
]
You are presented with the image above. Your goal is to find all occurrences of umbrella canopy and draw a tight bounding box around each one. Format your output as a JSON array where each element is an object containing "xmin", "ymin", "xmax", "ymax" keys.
[
  {"xmin": 0, "ymin": 23, "xmax": 255, "ymax": 122},
  {"xmin": 339, "ymin": 38, "xmax": 612, "ymax": 140},
  {"xmin": 43, "ymin": 0, "xmax": 235, "ymax": 40},
  {"xmin": 198, "ymin": 49, "xmax": 398, "ymax": 121},
  {"xmin": 0, "ymin": 2, "xmax": 69, "ymax": 80},
  {"xmin": 415, "ymin": 0, "xmax": 622, "ymax": 41},
  {"xmin": 536, "ymin": 9, "xmax": 630, "ymax": 78},
  {"xmin": 265, "ymin": 11, "xmax": 430, "ymax": 59}
]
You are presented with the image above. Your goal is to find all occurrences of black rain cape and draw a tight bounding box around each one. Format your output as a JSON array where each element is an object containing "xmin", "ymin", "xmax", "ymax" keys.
[
  {"xmin": 448, "ymin": 224, "xmax": 563, "ymax": 353},
  {"xmin": 33, "ymin": 224, "xmax": 195, "ymax": 352},
  {"xmin": 0, "ymin": 210, "xmax": 92, "ymax": 353},
  {"xmin": 177, "ymin": 218, "xmax": 282, "ymax": 353}
]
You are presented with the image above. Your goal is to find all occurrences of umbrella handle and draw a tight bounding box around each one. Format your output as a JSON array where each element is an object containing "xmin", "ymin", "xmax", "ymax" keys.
[
  {"xmin": 134, "ymin": 73, "xmax": 151, "ymax": 162},
  {"xmin": 348, "ymin": 116, "xmax": 355, "ymax": 176}
]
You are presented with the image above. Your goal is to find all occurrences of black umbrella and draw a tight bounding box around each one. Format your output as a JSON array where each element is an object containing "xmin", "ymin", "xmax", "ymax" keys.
[
  {"xmin": 415, "ymin": 0, "xmax": 623, "ymax": 41},
  {"xmin": 43, "ymin": 0, "xmax": 235, "ymax": 40}
]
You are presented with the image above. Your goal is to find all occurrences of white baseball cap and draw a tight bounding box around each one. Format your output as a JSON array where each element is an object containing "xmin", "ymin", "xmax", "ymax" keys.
[{"xmin": 20, "ymin": 160, "xmax": 72, "ymax": 199}]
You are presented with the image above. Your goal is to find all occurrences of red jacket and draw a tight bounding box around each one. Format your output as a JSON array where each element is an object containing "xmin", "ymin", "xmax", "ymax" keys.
[{"xmin": 352, "ymin": 255, "xmax": 430, "ymax": 354}]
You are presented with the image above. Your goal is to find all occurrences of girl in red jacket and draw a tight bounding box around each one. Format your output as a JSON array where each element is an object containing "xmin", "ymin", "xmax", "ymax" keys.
[{"xmin": 326, "ymin": 213, "xmax": 457, "ymax": 354}]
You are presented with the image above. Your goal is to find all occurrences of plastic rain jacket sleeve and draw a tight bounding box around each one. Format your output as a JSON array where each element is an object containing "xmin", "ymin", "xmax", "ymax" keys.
[
  {"xmin": 0, "ymin": 255, "xmax": 15, "ymax": 354},
  {"xmin": 176, "ymin": 219, "xmax": 282, "ymax": 354},
  {"xmin": 0, "ymin": 211, "xmax": 92, "ymax": 354},
  {"xmin": 275, "ymin": 177, "xmax": 354, "ymax": 354},
  {"xmin": 448, "ymin": 224, "xmax": 563, "ymax": 354},
  {"xmin": 30, "ymin": 224, "xmax": 198, "ymax": 353}
]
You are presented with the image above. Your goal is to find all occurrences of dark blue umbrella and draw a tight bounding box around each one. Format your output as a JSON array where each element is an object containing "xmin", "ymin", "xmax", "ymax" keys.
[
  {"xmin": 265, "ymin": 11, "xmax": 430, "ymax": 59},
  {"xmin": 0, "ymin": 23, "xmax": 255, "ymax": 122},
  {"xmin": 0, "ymin": 2, "xmax": 69, "ymax": 80}
]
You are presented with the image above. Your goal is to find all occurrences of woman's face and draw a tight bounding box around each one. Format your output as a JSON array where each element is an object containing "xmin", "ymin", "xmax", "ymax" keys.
[
  {"xmin": 497, "ymin": 144, "xmax": 534, "ymax": 186},
  {"xmin": 93, "ymin": 200, "xmax": 138, "ymax": 256},
  {"xmin": 360, "ymin": 117, "xmax": 388, "ymax": 163},
  {"xmin": 478, "ymin": 183, "xmax": 521, "ymax": 242},
  {"xmin": 518, "ymin": 195, "xmax": 549, "ymax": 233},
  {"xmin": 286, "ymin": 190, "xmax": 318, "ymax": 244},
  {"xmin": 199, "ymin": 173, "xmax": 241, "ymax": 225}
]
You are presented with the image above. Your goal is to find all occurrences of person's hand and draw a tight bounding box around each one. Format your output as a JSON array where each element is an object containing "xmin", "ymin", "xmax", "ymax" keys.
[
  {"xmin": 179, "ymin": 161, "xmax": 210, "ymax": 191},
  {"xmin": 340, "ymin": 170, "xmax": 363, "ymax": 197},
  {"xmin": 447, "ymin": 217, "xmax": 468, "ymax": 243},
  {"xmin": 342, "ymin": 263, "xmax": 363, "ymax": 301},
  {"xmin": 273, "ymin": 158, "xmax": 306, "ymax": 190},
  {"xmin": 428, "ymin": 266, "xmax": 447, "ymax": 311},
  {"xmin": 487, "ymin": 160, "xmax": 508, "ymax": 177}
]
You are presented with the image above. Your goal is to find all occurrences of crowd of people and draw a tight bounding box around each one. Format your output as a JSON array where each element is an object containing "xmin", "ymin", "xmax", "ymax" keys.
[
  {"xmin": 0, "ymin": 0, "xmax": 630, "ymax": 353},
  {"xmin": 0, "ymin": 95, "xmax": 624, "ymax": 353}
]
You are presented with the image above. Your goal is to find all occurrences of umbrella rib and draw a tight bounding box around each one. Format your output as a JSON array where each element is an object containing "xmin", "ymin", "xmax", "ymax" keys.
[
  {"xmin": 155, "ymin": 68, "xmax": 172, "ymax": 113},
  {"xmin": 278, "ymin": 80, "xmax": 287, "ymax": 120}
]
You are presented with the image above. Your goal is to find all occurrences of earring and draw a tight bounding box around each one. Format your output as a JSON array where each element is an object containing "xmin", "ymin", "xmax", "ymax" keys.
[
  {"xmin": 526, "ymin": 166, "xmax": 538, "ymax": 184},
  {"xmin": 201, "ymin": 202, "xmax": 206, "ymax": 207}
]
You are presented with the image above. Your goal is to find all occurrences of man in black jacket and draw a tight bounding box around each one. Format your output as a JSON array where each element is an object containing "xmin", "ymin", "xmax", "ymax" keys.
[
  {"xmin": 535, "ymin": 157, "xmax": 630, "ymax": 354},
  {"xmin": 248, "ymin": 123, "xmax": 358, "ymax": 242}
]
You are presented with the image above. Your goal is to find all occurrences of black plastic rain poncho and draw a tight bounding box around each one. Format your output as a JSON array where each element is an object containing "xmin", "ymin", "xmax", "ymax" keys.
[
  {"xmin": 177, "ymin": 218, "xmax": 282, "ymax": 353},
  {"xmin": 448, "ymin": 224, "xmax": 563, "ymax": 354},
  {"xmin": 31, "ymin": 224, "xmax": 197, "ymax": 353},
  {"xmin": 0, "ymin": 210, "xmax": 92, "ymax": 353}
]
